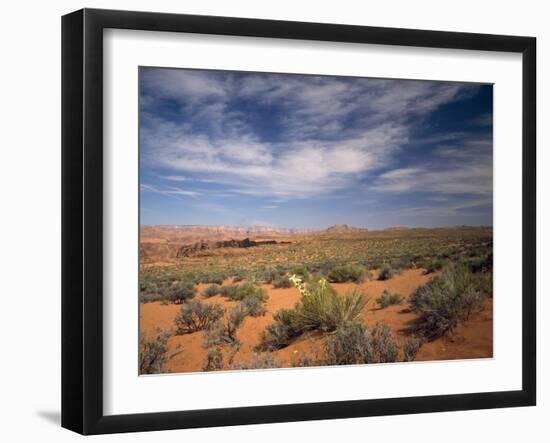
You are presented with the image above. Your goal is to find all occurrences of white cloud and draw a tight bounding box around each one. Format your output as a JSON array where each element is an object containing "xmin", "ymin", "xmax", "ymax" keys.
[
  {"xmin": 372, "ymin": 136, "xmax": 492, "ymax": 196},
  {"xmin": 141, "ymin": 121, "xmax": 407, "ymax": 197},
  {"xmin": 383, "ymin": 197, "xmax": 493, "ymax": 218},
  {"xmin": 140, "ymin": 69, "xmax": 485, "ymax": 199},
  {"xmin": 161, "ymin": 175, "xmax": 188, "ymax": 181},
  {"xmin": 140, "ymin": 184, "xmax": 200, "ymax": 198}
]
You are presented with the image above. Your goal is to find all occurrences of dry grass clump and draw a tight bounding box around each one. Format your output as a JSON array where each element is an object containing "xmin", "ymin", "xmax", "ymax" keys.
[
  {"xmin": 203, "ymin": 284, "xmax": 222, "ymax": 297},
  {"xmin": 327, "ymin": 264, "xmax": 371, "ymax": 283},
  {"xmin": 376, "ymin": 289, "xmax": 403, "ymax": 308},
  {"xmin": 378, "ymin": 265, "xmax": 398, "ymax": 281},
  {"xmin": 272, "ymin": 275, "xmax": 293, "ymax": 288}
]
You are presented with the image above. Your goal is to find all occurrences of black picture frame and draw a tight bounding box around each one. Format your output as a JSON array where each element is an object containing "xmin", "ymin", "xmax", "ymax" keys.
[{"xmin": 62, "ymin": 8, "xmax": 536, "ymax": 435}]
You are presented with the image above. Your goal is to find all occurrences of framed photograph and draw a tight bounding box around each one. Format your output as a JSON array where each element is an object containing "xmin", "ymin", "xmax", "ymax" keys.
[{"xmin": 62, "ymin": 8, "xmax": 536, "ymax": 435}]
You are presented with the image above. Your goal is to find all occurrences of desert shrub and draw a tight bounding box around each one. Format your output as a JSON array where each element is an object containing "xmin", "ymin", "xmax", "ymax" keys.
[
  {"xmin": 272, "ymin": 275, "xmax": 292, "ymax": 288},
  {"xmin": 260, "ymin": 279, "xmax": 367, "ymax": 350},
  {"xmin": 291, "ymin": 354, "xmax": 316, "ymax": 367},
  {"xmin": 205, "ymin": 304, "xmax": 248, "ymax": 347},
  {"xmin": 259, "ymin": 320, "xmax": 293, "ymax": 351},
  {"xmin": 230, "ymin": 353, "xmax": 281, "ymax": 370},
  {"xmin": 290, "ymin": 265, "xmax": 309, "ymax": 278},
  {"xmin": 313, "ymin": 259, "xmax": 339, "ymax": 276},
  {"xmin": 221, "ymin": 283, "xmax": 268, "ymax": 302},
  {"xmin": 217, "ymin": 284, "xmax": 238, "ymax": 297},
  {"xmin": 240, "ymin": 295, "xmax": 267, "ymax": 317},
  {"xmin": 403, "ymin": 336, "xmax": 423, "ymax": 362},
  {"xmin": 423, "ymin": 259, "xmax": 444, "ymax": 274},
  {"xmin": 140, "ymin": 289, "xmax": 163, "ymax": 303},
  {"xmin": 467, "ymin": 253, "xmax": 493, "ymax": 273},
  {"xmin": 253, "ymin": 267, "xmax": 283, "ymax": 284},
  {"xmin": 232, "ymin": 271, "xmax": 247, "ymax": 283},
  {"xmin": 328, "ymin": 264, "xmax": 370, "ymax": 283},
  {"xmin": 371, "ymin": 323, "xmax": 399, "ymax": 363},
  {"xmin": 203, "ymin": 284, "xmax": 222, "ymax": 297},
  {"xmin": 292, "ymin": 279, "xmax": 367, "ymax": 332},
  {"xmin": 199, "ymin": 272, "xmax": 227, "ymax": 285},
  {"xmin": 139, "ymin": 330, "xmax": 171, "ymax": 374},
  {"xmin": 323, "ymin": 322, "xmax": 410, "ymax": 365},
  {"xmin": 473, "ymin": 271, "xmax": 493, "ymax": 298},
  {"xmin": 410, "ymin": 263, "xmax": 488, "ymax": 338},
  {"xmin": 378, "ymin": 265, "xmax": 397, "ymax": 281},
  {"xmin": 203, "ymin": 347, "xmax": 224, "ymax": 371},
  {"xmin": 174, "ymin": 301, "xmax": 225, "ymax": 334},
  {"xmin": 165, "ymin": 281, "xmax": 197, "ymax": 304},
  {"xmin": 324, "ymin": 322, "xmax": 373, "ymax": 365},
  {"xmin": 289, "ymin": 335, "xmax": 321, "ymax": 367},
  {"xmin": 376, "ymin": 289, "xmax": 403, "ymax": 308}
]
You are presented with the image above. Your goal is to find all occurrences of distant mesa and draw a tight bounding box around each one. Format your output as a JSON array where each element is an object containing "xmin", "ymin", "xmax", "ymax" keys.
[
  {"xmin": 384, "ymin": 226, "xmax": 412, "ymax": 231},
  {"xmin": 325, "ymin": 224, "xmax": 368, "ymax": 234},
  {"xmin": 139, "ymin": 224, "xmax": 369, "ymax": 262},
  {"xmin": 176, "ymin": 238, "xmax": 283, "ymax": 258},
  {"xmin": 142, "ymin": 224, "xmax": 316, "ymax": 238}
]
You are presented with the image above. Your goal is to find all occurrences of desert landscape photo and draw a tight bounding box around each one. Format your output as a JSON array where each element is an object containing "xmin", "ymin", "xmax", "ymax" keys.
[{"xmin": 138, "ymin": 67, "xmax": 493, "ymax": 374}]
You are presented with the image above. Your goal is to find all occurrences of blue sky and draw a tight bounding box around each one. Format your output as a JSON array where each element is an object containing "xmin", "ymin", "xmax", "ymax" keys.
[{"xmin": 139, "ymin": 67, "xmax": 493, "ymax": 230}]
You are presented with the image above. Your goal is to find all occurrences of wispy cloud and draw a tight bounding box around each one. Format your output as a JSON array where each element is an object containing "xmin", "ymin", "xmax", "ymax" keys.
[
  {"xmin": 161, "ymin": 175, "xmax": 188, "ymax": 182},
  {"xmin": 140, "ymin": 184, "xmax": 201, "ymax": 198}
]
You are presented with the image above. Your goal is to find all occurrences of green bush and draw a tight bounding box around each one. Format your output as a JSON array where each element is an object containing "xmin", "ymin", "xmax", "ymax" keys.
[
  {"xmin": 221, "ymin": 283, "xmax": 268, "ymax": 302},
  {"xmin": 378, "ymin": 265, "xmax": 397, "ymax": 281},
  {"xmin": 290, "ymin": 265, "xmax": 309, "ymax": 278},
  {"xmin": 291, "ymin": 280, "xmax": 367, "ymax": 332},
  {"xmin": 253, "ymin": 267, "xmax": 282, "ymax": 284},
  {"xmin": 174, "ymin": 301, "xmax": 224, "ymax": 334},
  {"xmin": 260, "ymin": 279, "xmax": 367, "ymax": 350},
  {"xmin": 423, "ymin": 259, "xmax": 444, "ymax": 274},
  {"xmin": 273, "ymin": 275, "xmax": 292, "ymax": 288},
  {"xmin": 232, "ymin": 271, "xmax": 246, "ymax": 283},
  {"xmin": 165, "ymin": 281, "xmax": 197, "ymax": 304},
  {"xmin": 259, "ymin": 320, "xmax": 293, "ymax": 351},
  {"xmin": 323, "ymin": 322, "xmax": 400, "ymax": 365},
  {"xmin": 199, "ymin": 272, "xmax": 228, "ymax": 285},
  {"xmin": 410, "ymin": 263, "xmax": 488, "ymax": 338},
  {"xmin": 467, "ymin": 253, "xmax": 493, "ymax": 273},
  {"xmin": 240, "ymin": 296, "xmax": 267, "ymax": 317},
  {"xmin": 328, "ymin": 264, "xmax": 370, "ymax": 283},
  {"xmin": 473, "ymin": 271, "xmax": 493, "ymax": 298},
  {"xmin": 203, "ymin": 347, "xmax": 224, "ymax": 371},
  {"xmin": 371, "ymin": 323, "xmax": 399, "ymax": 363},
  {"xmin": 139, "ymin": 330, "xmax": 171, "ymax": 374},
  {"xmin": 203, "ymin": 284, "xmax": 222, "ymax": 297},
  {"xmin": 376, "ymin": 289, "xmax": 403, "ymax": 308},
  {"xmin": 324, "ymin": 322, "xmax": 373, "ymax": 365},
  {"xmin": 403, "ymin": 336, "xmax": 423, "ymax": 362}
]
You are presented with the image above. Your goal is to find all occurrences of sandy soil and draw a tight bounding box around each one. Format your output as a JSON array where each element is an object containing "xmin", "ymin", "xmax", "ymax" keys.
[{"xmin": 139, "ymin": 269, "xmax": 493, "ymax": 373}]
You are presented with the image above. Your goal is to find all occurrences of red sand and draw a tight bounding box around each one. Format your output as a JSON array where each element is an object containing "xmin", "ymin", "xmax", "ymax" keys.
[{"xmin": 140, "ymin": 269, "xmax": 493, "ymax": 373}]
